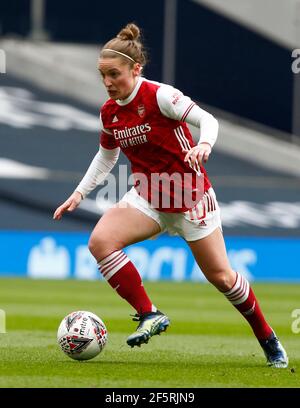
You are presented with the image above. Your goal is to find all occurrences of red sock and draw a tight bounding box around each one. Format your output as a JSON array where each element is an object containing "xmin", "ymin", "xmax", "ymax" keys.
[
  {"xmin": 222, "ymin": 272, "xmax": 273, "ymax": 340},
  {"xmin": 98, "ymin": 250, "xmax": 155, "ymax": 315}
]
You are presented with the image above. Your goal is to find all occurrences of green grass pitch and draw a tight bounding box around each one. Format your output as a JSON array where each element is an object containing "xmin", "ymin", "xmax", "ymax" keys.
[{"xmin": 0, "ymin": 278, "xmax": 299, "ymax": 388}]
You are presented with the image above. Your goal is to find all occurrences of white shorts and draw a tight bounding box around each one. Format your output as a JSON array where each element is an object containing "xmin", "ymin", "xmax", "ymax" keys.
[{"xmin": 120, "ymin": 187, "xmax": 222, "ymax": 242}]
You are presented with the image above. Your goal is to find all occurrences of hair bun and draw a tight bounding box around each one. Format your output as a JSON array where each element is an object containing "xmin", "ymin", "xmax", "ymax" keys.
[{"xmin": 117, "ymin": 23, "xmax": 140, "ymax": 41}]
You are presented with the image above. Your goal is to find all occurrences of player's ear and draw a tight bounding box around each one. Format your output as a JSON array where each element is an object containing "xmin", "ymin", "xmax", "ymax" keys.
[{"xmin": 133, "ymin": 63, "xmax": 142, "ymax": 76}]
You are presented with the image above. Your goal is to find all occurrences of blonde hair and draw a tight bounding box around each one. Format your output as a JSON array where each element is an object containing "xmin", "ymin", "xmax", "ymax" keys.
[{"xmin": 100, "ymin": 23, "xmax": 147, "ymax": 67}]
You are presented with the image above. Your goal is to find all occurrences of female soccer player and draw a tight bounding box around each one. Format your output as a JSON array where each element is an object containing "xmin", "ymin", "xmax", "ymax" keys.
[{"xmin": 53, "ymin": 23, "xmax": 288, "ymax": 368}]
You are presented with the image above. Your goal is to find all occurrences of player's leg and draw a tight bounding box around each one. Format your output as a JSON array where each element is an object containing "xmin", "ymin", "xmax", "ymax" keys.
[
  {"xmin": 187, "ymin": 227, "xmax": 288, "ymax": 368},
  {"xmin": 89, "ymin": 204, "xmax": 160, "ymax": 314},
  {"xmin": 188, "ymin": 227, "xmax": 272, "ymax": 332},
  {"xmin": 89, "ymin": 202, "xmax": 170, "ymax": 347}
]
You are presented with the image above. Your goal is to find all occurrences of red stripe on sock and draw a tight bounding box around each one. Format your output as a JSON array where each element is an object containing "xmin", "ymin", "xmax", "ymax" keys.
[
  {"xmin": 102, "ymin": 254, "xmax": 127, "ymax": 278},
  {"xmin": 101, "ymin": 252, "xmax": 126, "ymax": 275}
]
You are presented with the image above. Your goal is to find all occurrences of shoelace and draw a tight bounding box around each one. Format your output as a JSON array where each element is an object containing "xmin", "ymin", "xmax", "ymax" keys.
[
  {"xmin": 130, "ymin": 313, "xmax": 142, "ymax": 322},
  {"xmin": 130, "ymin": 312, "xmax": 158, "ymax": 322}
]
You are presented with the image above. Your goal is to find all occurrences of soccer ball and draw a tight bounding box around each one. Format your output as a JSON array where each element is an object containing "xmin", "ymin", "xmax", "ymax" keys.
[{"xmin": 57, "ymin": 311, "xmax": 108, "ymax": 361}]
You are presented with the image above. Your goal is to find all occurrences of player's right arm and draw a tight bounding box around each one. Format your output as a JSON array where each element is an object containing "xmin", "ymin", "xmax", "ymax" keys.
[{"xmin": 53, "ymin": 113, "xmax": 119, "ymax": 220}]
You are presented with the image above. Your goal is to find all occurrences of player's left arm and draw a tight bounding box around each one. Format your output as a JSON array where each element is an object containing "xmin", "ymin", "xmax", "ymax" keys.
[{"xmin": 157, "ymin": 85, "xmax": 219, "ymax": 166}]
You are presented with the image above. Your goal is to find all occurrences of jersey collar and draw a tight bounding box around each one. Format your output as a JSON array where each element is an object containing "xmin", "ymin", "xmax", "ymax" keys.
[{"xmin": 116, "ymin": 77, "xmax": 144, "ymax": 106}]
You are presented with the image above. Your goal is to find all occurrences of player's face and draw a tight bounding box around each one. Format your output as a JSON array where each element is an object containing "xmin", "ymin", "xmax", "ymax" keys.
[{"xmin": 98, "ymin": 58, "xmax": 140, "ymax": 100}]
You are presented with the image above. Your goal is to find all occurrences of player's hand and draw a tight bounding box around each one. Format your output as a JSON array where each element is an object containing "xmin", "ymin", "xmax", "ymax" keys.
[
  {"xmin": 183, "ymin": 142, "xmax": 212, "ymax": 167},
  {"xmin": 53, "ymin": 191, "xmax": 83, "ymax": 220}
]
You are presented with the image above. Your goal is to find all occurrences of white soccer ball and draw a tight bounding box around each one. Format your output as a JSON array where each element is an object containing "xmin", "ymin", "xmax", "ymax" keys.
[{"xmin": 57, "ymin": 311, "xmax": 108, "ymax": 361}]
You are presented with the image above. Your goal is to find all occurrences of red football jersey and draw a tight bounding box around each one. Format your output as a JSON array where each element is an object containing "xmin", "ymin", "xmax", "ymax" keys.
[{"xmin": 100, "ymin": 78, "xmax": 212, "ymax": 212}]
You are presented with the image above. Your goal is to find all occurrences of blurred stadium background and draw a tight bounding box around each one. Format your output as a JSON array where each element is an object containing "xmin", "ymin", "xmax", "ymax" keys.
[{"xmin": 0, "ymin": 0, "xmax": 299, "ymax": 283}]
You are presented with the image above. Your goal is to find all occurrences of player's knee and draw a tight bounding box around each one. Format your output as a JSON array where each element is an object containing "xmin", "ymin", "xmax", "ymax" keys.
[
  {"xmin": 88, "ymin": 233, "xmax": 119, "ymax": 260},
  {"xmin": 207, "ymin": 269, "xmax": 235, "ymax": 292},
  {"xmin": 88, "ymin": 235, "xmax": 99, "ymax": 258}
]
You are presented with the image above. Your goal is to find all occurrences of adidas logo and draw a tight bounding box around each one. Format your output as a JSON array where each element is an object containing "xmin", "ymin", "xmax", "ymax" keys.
[
  {"xmin": 112, "ymin": 115, "xmax": 118, "ymax": 123},
  {"xmin": 198, "ymin": 220, "xmax": 207, "ymax": 226}
]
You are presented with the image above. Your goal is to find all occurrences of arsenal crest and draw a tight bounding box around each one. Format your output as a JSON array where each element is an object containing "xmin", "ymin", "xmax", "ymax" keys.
[{"xmin": 137, "ymin": 104, "xmax": 145, "ymax": 118}]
